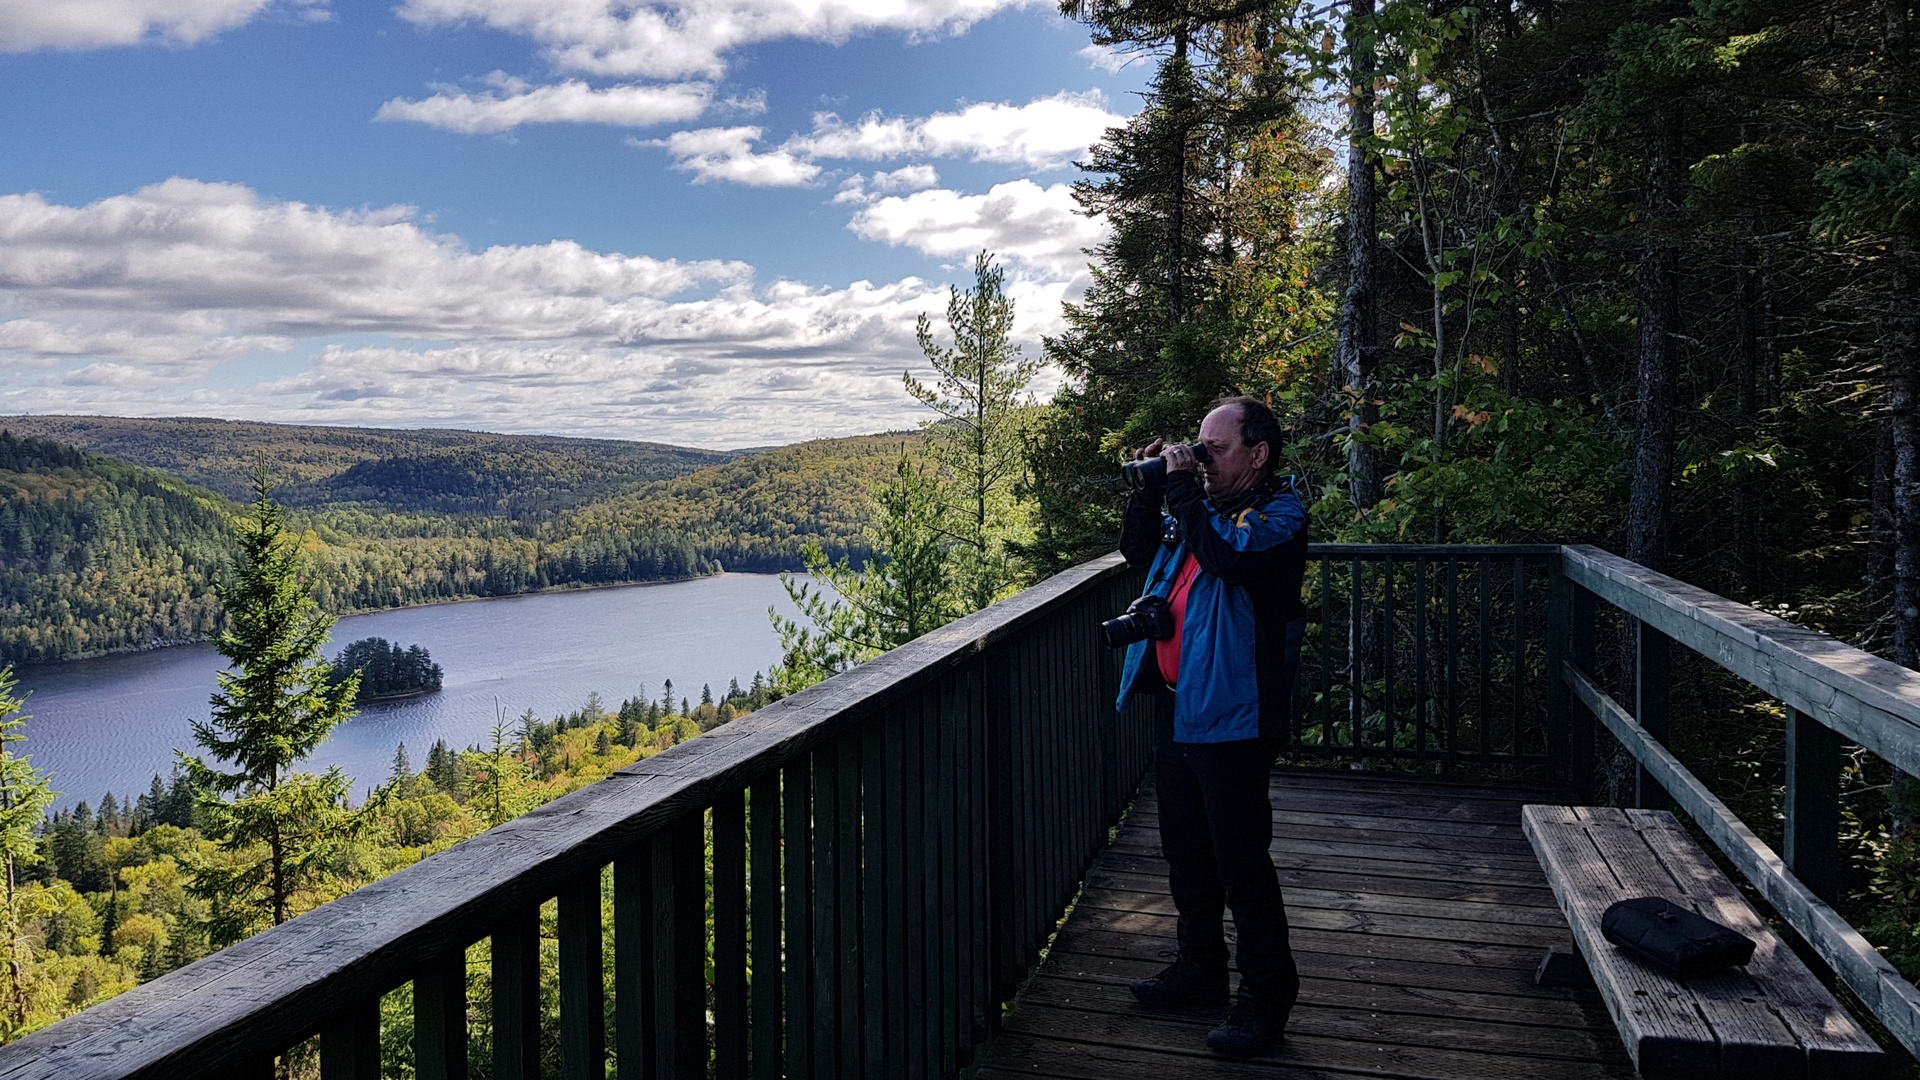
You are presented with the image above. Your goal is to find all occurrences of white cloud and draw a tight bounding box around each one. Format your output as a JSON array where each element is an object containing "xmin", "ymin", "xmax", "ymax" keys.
[
  {"xmin": 0, "ymin": 0, "xmax": 288, "ymax": 51},
  {"xmin": 847, "ymin": 179, "xmax": 1101, "ymax": 280},
  {"xmin": 396, "ymin": 0, "xmax": 1039, "ymax": 81},
  {"xmin": 377, "ymin": 74, "xmax": 712, "ymax": 134},
  {"xmin": 832, "ymin": 165, "xmax": 942, "ymax": 205},
  {"xmin": 646, "ymin": 127, "xmax": 821, "ymax": 187},
  {"xmin": 647, "ymin": 91, "xmax": 1122, "ymax": 189},
  {"xmin": 0, "ymin": 179, "xmax": 1085, "ymax": 444},
  {"xmin": 794, "ymin": 91, "xmax": 1120, "ymax": 169},
  {"xmin": 0, "ymin": 178, "xmax": 750, "ymax": 373},
  {"xmin": 1078, "ymin": 42, "xmax": 1130, "ymax": 73}
]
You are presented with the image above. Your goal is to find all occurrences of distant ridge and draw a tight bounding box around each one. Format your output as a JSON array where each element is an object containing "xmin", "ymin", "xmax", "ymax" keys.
[
  {"xmin": 0, "ymin": 415, "xmax": 745, "ymax": 508},
  {"xmin": 0, "ymin": 417, "xmax": 916, "ymax": 664}
]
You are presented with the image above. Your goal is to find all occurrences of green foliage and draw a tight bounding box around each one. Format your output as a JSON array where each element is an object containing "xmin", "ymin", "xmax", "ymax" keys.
[
  {"xmin": 330, "ymin": 638, "xmax": 443, "ymax": 702},
  {"xmin": 1033, "ymin": 1, "xmax": 1331, "ymax": 572},
  {"xmin": 771, "ymin": 458, "xmax": 960, "ymax": 694},
  {"xmin": 0, "ymin": 668, "xmax": 55, "ymax": 1038},
  {"xmin": 181, "ymin": 475, "xmax": 368, "ymax": 941},
  {"xmin": 0, "ymin": 424, "xmax": 913, "ymax": 665},
  {"xmin": 907, "ymin": 252, "xmax": 1041, "ymax": 609},
  {"xmin": 0, "ymin": 430, "xmax": 234, "ymax": 665}
]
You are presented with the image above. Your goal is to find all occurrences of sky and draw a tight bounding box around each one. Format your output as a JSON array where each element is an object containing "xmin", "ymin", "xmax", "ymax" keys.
[{"xmin": 0, "ymin": 0, "xmax": 1149, "ymax": 448}]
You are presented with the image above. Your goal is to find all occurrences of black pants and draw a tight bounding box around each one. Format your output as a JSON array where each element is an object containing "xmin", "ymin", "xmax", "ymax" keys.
[{"xmin": 1154, "ymin": 699, "xmax": 1299, "ymax": 1008}]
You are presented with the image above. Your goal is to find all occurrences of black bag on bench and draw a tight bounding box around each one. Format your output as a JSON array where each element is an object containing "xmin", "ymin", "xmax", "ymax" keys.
[{"xmin": 1601, "ymin": 897, "xmax": 1756, "ymax": 980}]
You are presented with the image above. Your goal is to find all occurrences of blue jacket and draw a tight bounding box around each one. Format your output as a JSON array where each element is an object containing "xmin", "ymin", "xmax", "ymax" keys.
[{"xmin": 1116, "ymin": 471, "xmax": 1309, "ymax": 743}]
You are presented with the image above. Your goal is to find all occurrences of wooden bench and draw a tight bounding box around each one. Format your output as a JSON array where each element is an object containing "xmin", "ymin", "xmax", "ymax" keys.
[{"xmin": 1522, "ymin": 804, "xmax": 1886, "ymax": 1079}]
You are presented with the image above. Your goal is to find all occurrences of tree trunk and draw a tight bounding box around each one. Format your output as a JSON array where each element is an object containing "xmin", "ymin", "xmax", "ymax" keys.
[
  {"xmin": 1625, "ymin": 110, "xmax": 1682, "ymax": 572},
  {"xmin": 1889, "ymin": 239, "xmax": 1920, "ymax": 833},
  {"xmin": 1338, "ymin": 0, "xmax": 1381, "ymax": 512},
  {"xmin": 1890, "ymin": 241, "xmax": 1920, "ymax": 674},
  {"xmin": 1168, "ymin": 26, "xmax": 1189, "ymax": 329}
]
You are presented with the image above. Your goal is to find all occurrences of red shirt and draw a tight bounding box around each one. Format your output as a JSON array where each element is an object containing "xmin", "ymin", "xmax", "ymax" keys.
[{"xmin": 1154, "ymin": 553, "xmax": 1203, "ymax": 687}]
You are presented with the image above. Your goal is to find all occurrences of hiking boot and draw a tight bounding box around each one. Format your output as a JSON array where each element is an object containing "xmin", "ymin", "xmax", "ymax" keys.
[
  {"xmin": 1206, "ymin": 996, "xmax": 1286, "ymax": 1058},
  {"xmin": 1127, "ymin": 955, "xmax": 1228, "ymax": 1011}
]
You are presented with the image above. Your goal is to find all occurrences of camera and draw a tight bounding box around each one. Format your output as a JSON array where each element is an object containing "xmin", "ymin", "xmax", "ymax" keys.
[
  {"xmin": 1122, "ymin": 442, "xmax": 1211, "ymax": 491},
  {"xmin": 1102, "ymin": 593, "xmax": 1175, "ymax": 649}
]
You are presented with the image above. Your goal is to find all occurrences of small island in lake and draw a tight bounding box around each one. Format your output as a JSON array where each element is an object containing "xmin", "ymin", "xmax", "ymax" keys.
[{"xmin": 331, "ymin": 638, "xmax": 444, "ymax": 703}]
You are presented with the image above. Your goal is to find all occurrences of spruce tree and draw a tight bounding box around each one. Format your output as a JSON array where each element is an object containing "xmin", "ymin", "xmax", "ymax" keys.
[{"xmin": 182, "ymin": 472, "xmax": 366, "ymax": 942}]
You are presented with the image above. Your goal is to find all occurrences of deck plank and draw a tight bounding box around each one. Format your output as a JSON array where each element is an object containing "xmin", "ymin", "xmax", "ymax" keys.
[{"xmin": 972, "ymin": 769, "xmax": 1643, "ymax": 1079}]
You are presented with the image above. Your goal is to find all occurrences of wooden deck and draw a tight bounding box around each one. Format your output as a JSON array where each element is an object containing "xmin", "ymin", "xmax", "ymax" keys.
[{"xmin": 975, "ymin": 767, "xmax": 1639, "ymax": 1079}]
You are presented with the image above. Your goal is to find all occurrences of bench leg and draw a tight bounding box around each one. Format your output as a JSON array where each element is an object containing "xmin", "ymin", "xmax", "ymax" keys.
[{"xmin": 1534, "ymin": 946, "xmax": 1593, "ymax": 989}]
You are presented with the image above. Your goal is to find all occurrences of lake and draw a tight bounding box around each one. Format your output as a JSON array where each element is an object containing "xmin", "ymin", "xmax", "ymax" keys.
[{"xmin": 10, "ymin": 574, "xmax": 804, "ymax": 810}]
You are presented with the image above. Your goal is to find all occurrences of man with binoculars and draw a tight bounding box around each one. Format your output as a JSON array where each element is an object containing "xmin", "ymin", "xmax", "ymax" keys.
[{"xmin": 1110, "ymin": 395, "xmax": 1309, "ymax": 1059}]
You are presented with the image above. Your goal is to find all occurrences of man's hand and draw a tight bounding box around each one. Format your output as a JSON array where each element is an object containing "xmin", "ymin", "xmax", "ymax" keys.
[
  {"xmin": 1161, "ymin": 442, "xmax": 1198, "ymax": 473},
  {"xmin": 1133, "ymin": 438, "xmax": 1165, "ymax": 462}
]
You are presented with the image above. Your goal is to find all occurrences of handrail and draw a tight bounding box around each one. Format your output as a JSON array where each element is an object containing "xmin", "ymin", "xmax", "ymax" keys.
[
  {"xmin": 1562, "ymin": 544, "xmax": 1920, "ymax": 776},
  {"xmin": 0, "ymin": 553, "xmax": 1152, "ymax": 1079},
  {"xmin": 1560, "ymin": 543, "xmax": 1920, "ymax": 1058}
]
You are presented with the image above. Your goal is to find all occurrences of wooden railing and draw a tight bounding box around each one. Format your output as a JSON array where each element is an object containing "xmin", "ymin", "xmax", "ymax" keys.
[
  {"xmin": 1293, "ymin": 545, "xmax": 1562, "ymax": 771},
  {"xmin": 0, "ymin": 554, "xmax": 1153, "ymax": 1080},
  {"xmin": 1560, "ymin": 544, "xmax": 1920, "ymax": 1058},
  {"xmin": 11, "ymin": 542, "xmax": 1920, "ymax": 1074}
]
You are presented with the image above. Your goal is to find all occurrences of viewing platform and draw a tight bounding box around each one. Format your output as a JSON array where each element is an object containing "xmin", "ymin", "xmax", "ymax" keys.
[
  {"xmin": 975, "ymin": 768, "xmax": 1632, "ymax": 1079},
  {"xmin": 2, "ymin": 544, "xmax": 1918, "ymax": 1078}
]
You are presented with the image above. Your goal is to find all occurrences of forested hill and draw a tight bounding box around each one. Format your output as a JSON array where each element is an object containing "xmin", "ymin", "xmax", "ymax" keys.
[
  {"xmin": 0, "ymin": 422, "xmax": 915, "ymax": 665},
  {"xmin": 0, "ymin": 432, "xmax": 236, "ymax": 663},
  {"xmin": 0, "ymin": 416, "xmax": 739, "ymax": 515}
]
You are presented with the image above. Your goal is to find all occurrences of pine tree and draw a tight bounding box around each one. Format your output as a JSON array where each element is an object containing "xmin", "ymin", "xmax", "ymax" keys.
[
  {"xmin": 0, "ymin": 667, "xmax": 55, "ymax": 1038},
  {"xmin": 906, "ymin": 251, "xmax": 1041, "ymax": 610},
  {"xmin": 181, "ymin": 472, "xmax": 367, "ymax": 943}
]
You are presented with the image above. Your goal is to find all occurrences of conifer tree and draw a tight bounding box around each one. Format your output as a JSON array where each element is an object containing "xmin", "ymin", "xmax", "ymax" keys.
[
  {"xmin": 0, "ymin": 667, "xmax": 55, "ymax": 1038},
  {"xmin": 771, "ymin": 457, "xmax": 959, "ymax": 693},
  {"xmin": 907, "ymin": 251, "xmax": 1040, "ymax": 610},
  {"xmin": 466, "ymin": 724, "xmax": 537, "ymax": 830},
  {"xmin": 182, "ymin": 472, "xmax": 366, "ymax": 942}
]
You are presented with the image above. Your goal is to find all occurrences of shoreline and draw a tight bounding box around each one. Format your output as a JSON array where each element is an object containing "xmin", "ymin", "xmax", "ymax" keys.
[{"xmin": 14, "ymin": 570, "xmax": 795, "ymax": 672}]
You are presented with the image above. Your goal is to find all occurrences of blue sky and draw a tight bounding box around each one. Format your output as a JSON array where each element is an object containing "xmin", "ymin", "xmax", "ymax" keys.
[{"xmin": 0, "ymin": 0, "xmax": 1147, "ymax": 446}]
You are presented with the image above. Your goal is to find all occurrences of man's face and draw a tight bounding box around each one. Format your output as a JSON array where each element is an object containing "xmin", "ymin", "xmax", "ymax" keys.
[{"xmin": 1197, "ymin": 405, "xmax": 1269, "ymax": 500}]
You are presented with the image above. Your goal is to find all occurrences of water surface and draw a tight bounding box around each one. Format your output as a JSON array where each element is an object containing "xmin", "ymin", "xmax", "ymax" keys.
[{"xmin": 13, "ymin": 574, "xmax": 802, "ymax": 808}]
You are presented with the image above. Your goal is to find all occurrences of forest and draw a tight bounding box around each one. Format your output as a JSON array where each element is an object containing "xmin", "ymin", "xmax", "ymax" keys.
[
  {"xmin": 1009, "ymin": 0, "xmax": 1920, "ymax": 1027},
  {"xmin": 328, "ymin": 639, "xmax": 444, "ymax": 703},
  {"xmin": 5, "ymin": 671, "xmax": 770, "ymax": 1042},
  {"xmin": 0, "ymin": 425, "xmax": 910, "ymax": 664}
]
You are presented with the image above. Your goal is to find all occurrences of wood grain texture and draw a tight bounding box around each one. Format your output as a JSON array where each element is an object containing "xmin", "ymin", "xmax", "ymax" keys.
[
  {"xmin": 1565, "ymin": 660, "xmax": 1918, "ymax": 1064},
  {"xmin": 1523, "ymin": 804, "xmax": 1885, "ymax": 1079},
  {"xmin": 974, "ymin": 770, "xmax": 1643, "ymax": 1080},
  {"xmin": 0, "ymin": 553, "xmax": 1144, "ymax": 1080},
  {"xmin": 1562, "ymin": 544, "xmax": 1920, "ymax": 778}
]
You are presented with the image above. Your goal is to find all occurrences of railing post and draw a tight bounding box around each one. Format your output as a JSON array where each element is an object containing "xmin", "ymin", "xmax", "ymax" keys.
[
  {"xmin": 492, "ymin": 906, "xmax": 542, "ymax": 1080},
  {"xmin": 414, "ymin": 948, "xmax": 467, "ymax": 1080},
  {"xmin": 1568, "ymin": 583, "xmax": 1597, "ymax": 802},
  {"xmin": 320, "ymin": 998, "xmax": 380, "ymax": 1080},
  {"xmin": 558, "ymin": 869, "xmax": 605, "ymax": 1080},
  {"xmin": 750, "ymin": 773, "xmax": 784, "ymax": 1080},
  {"xmin": 1634, "ymin": 620, "xmax": 1673, "ymax": 811},
  {"xmin": 659, "ymin": 817, "xmax": 708, "ymax": 1078},
  {"xmin": 1546, "ymin": 552, "xmax": 1570, "ymax": 785},
  {"xmin": 1785, "ymin": 706, "xmax": 1843, "ymax": 903},
  {"xmin": 712, "ymin": 791, "xmax": 749, "ymax": 1079}
]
